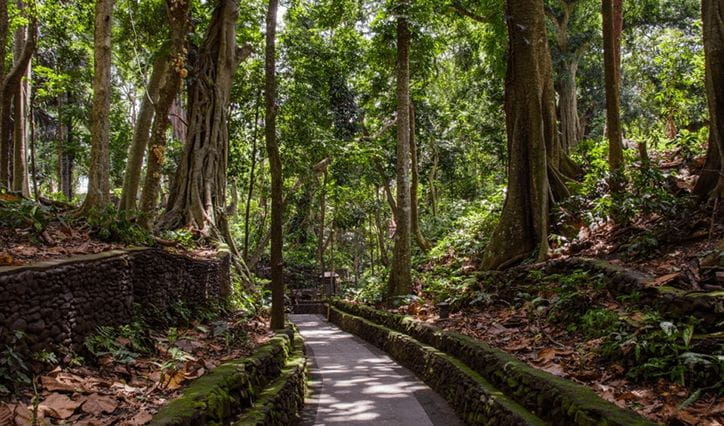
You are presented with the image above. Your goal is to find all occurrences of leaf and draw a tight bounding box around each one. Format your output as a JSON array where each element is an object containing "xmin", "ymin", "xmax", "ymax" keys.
[
  {"xmin": 0, "ymin": 404, "xmax": 12, "ymax": 425},
  {"xmin": 39, "ymin": 393, "xmax": 82, "ymax": 419},
  {"xmin": 536, "ymin": 347, "xmax": 557, "ymax": 364},
  {"xmin": 81, "ymin": 394, "xmax": 119, "ymax": 416},
  {"xmin": 161, "ymin": 369, "xmax": 187, "ymax": 391},
  {"xmin": 124, "ymin": 410, "xmax": 153, "ymax": 425},
  {"xmin": 41, "ymin": 372, "xmax": 85, "ymax": 392}
]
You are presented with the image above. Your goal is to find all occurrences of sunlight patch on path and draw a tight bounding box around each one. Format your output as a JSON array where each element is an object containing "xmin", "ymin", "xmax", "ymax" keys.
[{"xmin": 290, "ymin": 314, "xmax": 462, "ymax": 426}]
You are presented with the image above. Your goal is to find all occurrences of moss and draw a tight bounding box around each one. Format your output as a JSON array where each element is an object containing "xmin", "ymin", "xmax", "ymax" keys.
[
  {"xmin": 151, "ymin": 326, "xmax": 301, "ymax": 426},
  {"xmin": 331, "ymin": 301, "xmax": 654, "ymax": 426},
  {"xmin": 329, "ymin": 305, "xmax": 546, "ymax": 425}
]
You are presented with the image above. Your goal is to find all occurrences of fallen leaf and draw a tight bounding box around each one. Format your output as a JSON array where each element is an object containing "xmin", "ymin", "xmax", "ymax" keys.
[
  {"xmin": 0, "ymin": 404, "xmax": 12, "ymax": 425},
  {"xmin": 12, "ymin": 402, "xmax": 35, "ymax": 426},
  {"xmin": 161, "ymin": 369, "xmax": 187, "ymax": 391},
  {"xmin": 539, "ymin": 363, "xmax": 565, "ymax": 376},
  {"xmin": 537, "ymin": 347, "xmax": 557, "ymax": 364},
  {"xmin": 39, "ymin": 393, "xmax": 82, "ymax": 419},
  {"xmin": 81, "ymin": 394, "xmax": 118, "ymax": 416},
  {"xmin": 123, "ymin": 410, "xmax": 153, "ymax": 425},
  {"xmin": 645, "ymin": 272, "xmax": 680, "ymax": 287},
  {"xmin": 676, "ymin": 410, "xmax": 700, "ymax": 425}
]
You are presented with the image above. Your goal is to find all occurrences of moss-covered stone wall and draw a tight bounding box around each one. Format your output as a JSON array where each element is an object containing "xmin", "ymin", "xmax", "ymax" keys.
[
  {"xmin": 152, "ymin": 327, "xmax": 306, "ymax": 426},
  {"xmin": 330, "ymin": 301, "xmax": 653, "ymax": 426},
  {"xmin": 328, "ymin": 305, "xmax": 545, "ymax": 425}
]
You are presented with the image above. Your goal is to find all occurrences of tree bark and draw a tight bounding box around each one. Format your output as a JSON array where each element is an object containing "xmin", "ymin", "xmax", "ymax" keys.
[
  {"xmin": 119, "ymin": 54, "xmax": 167, "ymax": 211},
  {"xmin": 11, "ymin": 12, "xmax": 31, "ymax": 197},
  {"xmin": 58, "ymin": 93, "xmax": 75, "ymax": 201},
  {"xmin": 139, "ymin": 0, "xmax": 190, "ymax": 220},
  {"xmin": 409, "ymin": 103, "xmax": 431, "ymax": 252},
  {"xmin": 695, "ymin": 0, "xmax": 724, "ymax": 198},
  {"xmin": 244, "ymin": 92, "xmax": 261, "ymax": 260},
  {"xmin": 80, "ymin": 0, "xmax": 114, "ymax": 212},
  {"xmin": 0, "ymin": 0, "xmax": 8, "ymax": 187},
  {"xmin": 29, "ymin": 96, "xmax": 37, "ymax": 199},
  {"xmin": 159, "ymin": 0, "xmax": 251, "ymax": 231},
  {"xmin": 602, "ymin": 0, "xmax": 625, "ymax": 190},
  {"xmin": 374, "ymin": 187, "xmax": 389, "ymax": 267},
  {"xmin": 317, "ymin": 169, "xmax": 327, "ymax": 285},
  {"xmin": 0, "ymin": 18, "xmax": 35, "ymax": 190},
  {"xmin": 481, "ymin": 0, "xmax": 552, "ymax": 270},
  {"xmin": 388, "ymin": 0, "xmax": 413, "ymax": 298},
  {"xmin": 264, "ymin": 0, "xmax": 284, "ymax": 330}
]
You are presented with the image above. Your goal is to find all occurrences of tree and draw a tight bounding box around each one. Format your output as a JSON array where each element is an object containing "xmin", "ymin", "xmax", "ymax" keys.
[
  {"xmin": 695, "ymin": 0, "xmax": 724, "ymax": 199},
  {"xmin": 0, "ymin": 8, "xmax": 36, "ymax": 191},
  {"xmin": 388, "ymin": 0, "xmax": 413, "ymax": 298},
  {"xmin": 80, "ymin": 0, "xmax": 114, "ymax": 212},
  {"xmin": 409, "ymin": 103, "xmax": 431, "ymax": 252},
  {"xmin": 602, "ymin": 0, "xmax": 625, "ymax": 190},
  {"xmin": 159, "ymin": 0, "xmax": 251, "ymax": 232},
  {"xmin": 119, "ymin": 54, "xmax": 167, "ymax": 211},
  {"xmin": 139, "ymin": 0, "xmax": 190, "ymax": 219},
  {"xmin": 11, "ymin": 1, "xmax": 34, "ymax": 196},
  {"xmin": 545, "ymin": 0, "xmax": 597, "ymax": 151},
  {"xmin": 0, "ymin": 0, "xmax": 8, "ymax": 188},
  {"xmin": 481, "ymin": 0, "xmax": 554, "ymax": 270},
  {"xmin": 265, "ymin": 0, "xmax": 284, "ymax": 330}
]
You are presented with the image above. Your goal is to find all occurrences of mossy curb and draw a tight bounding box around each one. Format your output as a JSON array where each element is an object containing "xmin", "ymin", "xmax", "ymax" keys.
[
  {"xmin": 235, "ymin": 333, "xmax": 307, "ymax": 425},
  {"xmin": 151, "ymin": 326, "xmax": 305, "ymax": 426},
  {"xmin": 331, "ymin": 301, "xmax": 653, "ymax": 426},
  {"xmin": 328, "ymin": 305, "xmax": 545, "ymax": 425}
]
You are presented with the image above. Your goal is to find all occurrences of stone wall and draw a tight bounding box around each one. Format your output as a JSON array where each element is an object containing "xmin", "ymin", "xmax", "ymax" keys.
[{"xmin": 0, "ymin": 249, "xmax": 230, "ymax": 355}]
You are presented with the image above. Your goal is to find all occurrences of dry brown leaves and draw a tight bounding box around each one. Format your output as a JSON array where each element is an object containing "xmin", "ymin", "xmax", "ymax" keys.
[
  {"xmin": 0, "ymin": 315, "xmax": 271, "ymax": 425},
  {"xmin": 432, "ymin": 305, "xmax": 723, "ymax": 425}
]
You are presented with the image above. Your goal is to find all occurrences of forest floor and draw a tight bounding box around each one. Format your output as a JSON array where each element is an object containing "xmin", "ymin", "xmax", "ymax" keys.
[
  {"xmin": 393, "ymin": 204, "xmax": 724, "ymax": 425},
  {"xmin": 0, "ymin": 312, "xmax": 270, "ymax": 425}
]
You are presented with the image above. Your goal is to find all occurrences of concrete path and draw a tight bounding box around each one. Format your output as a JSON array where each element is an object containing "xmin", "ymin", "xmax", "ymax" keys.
[{"xmin": 290, "ymin": 314, "xmax": 462, "ymax": 426}]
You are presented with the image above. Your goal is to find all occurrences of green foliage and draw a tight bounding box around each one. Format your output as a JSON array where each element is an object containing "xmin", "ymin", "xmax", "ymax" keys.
[
  {"xmin": 0, "ymin": 331, "xmax": 32, "ymax": 395},
  {"xmin": 84, "ymin": 321, "xmax": 150, "ymax": 364},
  {"xmin": 601, "ymin": 317, "xmax": 722, "ymax": 389},
  {"xmin": 159, "ymin": 229, "xmax": 197, "ymax": 250},
  {"xmin": 0, "ymin": 197, "xmax": 51, "ymax": 236},
  {"xmin": 84, "ymin": 206, "xmax": 153, "ymax": 245}
]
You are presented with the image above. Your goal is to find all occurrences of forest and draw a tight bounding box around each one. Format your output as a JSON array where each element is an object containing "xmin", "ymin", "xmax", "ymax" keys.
[{"xmin": 0, "ymin": 0, "xmax": 722, "ymax": 424}]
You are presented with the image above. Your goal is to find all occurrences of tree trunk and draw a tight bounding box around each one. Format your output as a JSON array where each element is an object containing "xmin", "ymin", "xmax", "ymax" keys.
[
  {"xmin": 12, "ymin": 13, "xmax": 31, "ymax": 197},
  {"xmin": 58, "ymin": 93, "xmax": 75, "ymax": 201},
  {"xmin": 374, "ymin": 187, "xmax": 389, "ymax": 267},
  {"xmin": 119, "ymin": 54, "xmax": 167, "ymax": 211},
  {"xmin": 317, "ymin": 169, "xmax": 327, "ymax": 284},
  {"xmin": 244, "ymin": 92, "xmax": 261, "ymax": 260},
  {"xmin": 29, "ymin": 97, "xmax": 37, "ymax": 199},
  {"xmin": 0, "ymin": 18, "xmax": 35, "ymax": 190},
  {"xmin": 409, "ymin": 103, "xmax": 431, "ymax": 252},
  {"xmin": 481, "ymin": 0, "xmax": 552, "ymax": 270},
  {"xmin": 264, "ymin": 0, "xmax": 284, "ymax": 330},
  {"xmin": 0, "ymin": 0, "xmax": 8, "ymax": 187},
  {"xmin": 80, "ymin": 0, "xmax": 114, "ymax": 212},
  {"xmin": 139, "ymin": 0, "xmax": 190, "ymax": 220},
  {"xmin": 388, "ymin": 0, "xmax": 413, "ymax": 298},
  {"xmin": 558, "ymin": 60, "xmax": 580, "ymax": 152},
  {"xmin": 695, "ymin": 0, "xmax": 724, "ymax": 198},
  {"xmin": 159, "ymin": 0, "xmax": 251, "ymax": 231},
  {"xmin": 603, "ymin": 0, "xmax": 625, "ymax": 190}
]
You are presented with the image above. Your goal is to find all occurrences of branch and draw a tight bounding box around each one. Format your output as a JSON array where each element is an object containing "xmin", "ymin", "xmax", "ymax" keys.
[{"xmin": 451, "ymin": 0, "xmax": 490, "ymax": 24}]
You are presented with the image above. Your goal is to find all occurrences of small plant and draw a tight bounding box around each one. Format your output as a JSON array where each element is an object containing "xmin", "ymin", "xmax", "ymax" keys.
[
  {"xmin": 84, "ymin": 321, "xmax": 149, "ymax": 364},
  {"xmin": 84, "ymin": 206, "xmax": 153, "ymax": 245},
  {"xmin": 33, "ymin": 350, "xmax": 59, "ymax": 365},
  {"xmin": 0, "ymin": 331, "xmax": 31, "ymax": 395},
  {"xmin": 0, "ymin": 197, "xmax": 51, "ymax": 238},
  {"xmin": 158, "ymin": 229, "xmax": 197, "ymax": 249}
]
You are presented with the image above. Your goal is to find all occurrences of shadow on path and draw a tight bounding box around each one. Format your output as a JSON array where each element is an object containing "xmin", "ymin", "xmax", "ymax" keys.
[{"xmin": 290, "ymin": 314, "xmax": 462, "ymax": 426}]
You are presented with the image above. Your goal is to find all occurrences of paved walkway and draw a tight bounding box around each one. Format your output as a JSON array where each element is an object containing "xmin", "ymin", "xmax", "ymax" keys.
[{"xmin": 290, "ymin": 314, "xmax": 462, "ymax": 426}]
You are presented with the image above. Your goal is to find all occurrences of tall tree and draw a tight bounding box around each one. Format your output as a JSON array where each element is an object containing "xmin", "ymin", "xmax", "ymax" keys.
[
  {"xmin": 11, "ymin": 3, "xmax": 32, "ymax": 196},
  {"xmin": 119, "ymin": 54, "xmax": 167, "ymax": 211},
  {"xmin": 265, "ymin": 0, "xmax": 284, "ymax": 330},
  {"xmin": 409, "ymin": 103, "xmax": 430, "ymax": 252},
  {"xmin": 139, "ymin": 0, "xmax": 190, "ymax": 219},
  {"xmin": 0, "ymin": 0, "xmax": 8, "ymax": 188},
  {"xmin": 80, "ymin": 0, "xmax": 114, "ymax": 212},
  {"xmin": 481, "ymin": 0, "xmax": 554, "ymax": 270},
  {"xmin": 388, "ymin": 0, "xmax": 413, "ymax": 297},
  {"xmin": 695, "ymin": 0, "xmax": 724, "ymax": 199},
  {"xmin": 0, "ymin": 14, "xmax": 36, "ymax": 190},
  {"xmin": 602, "ymin": 0, "xmax": 625, "ymax": 190},
  {"xmin": 159, "ymin": 0, "xmax": 250, "ymax": 231}
]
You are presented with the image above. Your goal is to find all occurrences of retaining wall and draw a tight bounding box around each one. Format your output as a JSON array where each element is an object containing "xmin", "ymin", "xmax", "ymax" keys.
[{"xmin": 0, "ymin": 249, "xmax": 230, "ymax": 355}]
